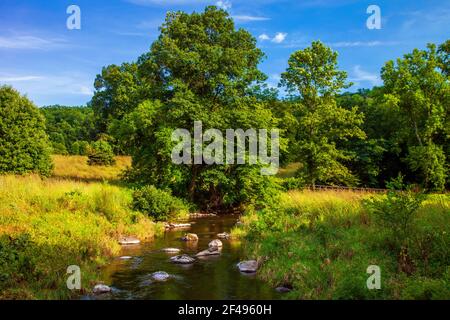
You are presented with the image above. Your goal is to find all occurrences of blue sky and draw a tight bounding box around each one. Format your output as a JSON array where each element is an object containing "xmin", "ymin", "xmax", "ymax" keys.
[{"xmin": 0, "ymin": 0, "xmax": 449, "ymax": 106}]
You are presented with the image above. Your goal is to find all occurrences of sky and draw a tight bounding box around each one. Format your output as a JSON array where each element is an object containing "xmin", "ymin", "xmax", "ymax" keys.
[{"xmin": 0, "ymin": 0, "xmax": 449, "ymax": 106}]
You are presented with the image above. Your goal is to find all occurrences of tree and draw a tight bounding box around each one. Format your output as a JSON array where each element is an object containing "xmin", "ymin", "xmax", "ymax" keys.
[
  {"xmin": 381, "ymin": 43, "xmax": 449, "ymax": 191},
  {"xmin": 87, "ymin": 140, "xmax": 116, "ymax": 166},
  {"xmin": 0, "ymin": 86, "xmax": 53, "ymax": 176},
  {"xmin": 280, "ymin": 41, "xmax": 366, "ymax": 187},
  {"xmin": 111, "ymin": 6, "xmax": 281, "ymax": 209}
]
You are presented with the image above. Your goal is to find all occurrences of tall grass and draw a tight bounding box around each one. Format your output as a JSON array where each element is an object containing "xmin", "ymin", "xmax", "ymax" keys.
[
  {"xmin": 0, "ymin": 156, "xmax": 161, "ymax": 299},
  {"xmin": 233, "ymin": 190, "xmax": 450, "ymax": 299}
]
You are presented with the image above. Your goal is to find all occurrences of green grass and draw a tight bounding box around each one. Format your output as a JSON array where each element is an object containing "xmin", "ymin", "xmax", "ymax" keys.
[
  {"xmin": 232, "ymin": 190, "xmax": 450, "ymax": 299},
  {"xmin": 0, "ymin": 156, "xmax": 163, "ymax": 299}
]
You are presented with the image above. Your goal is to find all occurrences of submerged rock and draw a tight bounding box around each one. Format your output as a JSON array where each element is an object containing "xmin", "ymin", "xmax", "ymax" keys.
[
  {"xmin": 93, "ymin": 284, "xmax": 111, "ymax": 294},
  {"xmin": 237, "ymin": 260, "xmax": 258, "ymax": 273},
  {"xmin": 119, "ymin": 256, "xmax": 133, "ymax": 260},
  {"xmin": 170, "ymin": 254, "xmax": 196, "ymax": 264},
  {"xmin": 195, "ymin": 247, "xmax": 222, "ymax": 257},
  {"xmin": 161, "ymin": 248, "xmax": 181, "ymax": 253},
  {"xmin": 181, "ymin": 233, "xmax": 198, "ymax": 241},
  {"xmin": 151, "ymin": 271, "xmax": 170, "ymax": 281},
  {"xmin": 208, "ymin": 239, "xmax": 223, "ymax": 248},
  {"xmin": 217, "ymin": 232, "xmax": 230, "ymax": 239},
  {"xmin": 118, "ymin": 236, "xmax": 140, "ymax": 245},
  {"xmin": 165, "ymin": 223, "xmax": 191, "ymax": 229}
]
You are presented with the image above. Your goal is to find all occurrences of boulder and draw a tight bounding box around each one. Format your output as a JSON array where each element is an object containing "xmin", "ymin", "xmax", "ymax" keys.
[
  {"xmin": 93, "ymin": 284, "xmax": 111, "ymax": 294},
  {"xmin": 161, "ymin": 248, "xmax": 181, "ymax": 253},
  {"xmin": 195, "ymin": 247, "xmax": 221, "ymax": 257},
  {"xmin": 237, "ymin": 260, "xmax": 258, "ymax": 273},
  {"xmin": 181, "ymin": 233, "xmax": 198, "ymax": 241},
  {"xmin": 208, "ymin": 239, "xmax": 223, "ymax": 248},
  {"xmin": 170, "ymin": 254, "xmax": 196, "ymax": 264},
  {"xmin": 118, "ymin": 236, "xmax": 140, "ymax": 245},
  {"xmin": 217, "ymin": 232, "xmax": 230, "ymax": 239},
  {"xmin": 151, "ymin": 271, "xmax": 170, "ymax": 281}
]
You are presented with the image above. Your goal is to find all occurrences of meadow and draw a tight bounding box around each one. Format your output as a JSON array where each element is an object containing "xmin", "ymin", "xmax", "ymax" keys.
[
  {"xmin": 232, "ymin": 190, "xmax": 450, "ymax": 299},
  {"xmin": 0, "ymin": 156, "xmax": 161, "ymax": 299}
]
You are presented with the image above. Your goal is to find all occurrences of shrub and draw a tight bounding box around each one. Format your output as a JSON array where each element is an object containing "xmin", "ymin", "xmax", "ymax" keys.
[
  {"xmin": 132, "ymin": 185, "xmax": 189, "ymax": 221},
  {"xmin": 281, "ymin": 177, "xmax": 305, "ymax": 191},
  {"xmin": 71, "ymin": 141, "xmax": 90, "ymax": 155},
  {"xmin": 0, "ymin": 86, "xmax": 53, "ymax": 176},
  {"xmin": 87, "ymin": 140, "xmax": 116, "ymax": 166}
]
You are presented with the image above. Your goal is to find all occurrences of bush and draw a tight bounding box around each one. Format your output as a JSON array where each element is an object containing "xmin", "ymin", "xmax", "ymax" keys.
[
  {"xmin": 281, "ymin": 177, "xmax": 305, "ymax": 191},
  {"xmin": 71, "ymin": 141, "xmax": 90, "ymax": 155},
  {"xmin": 132, "ymin": 185, "xmax": 189, "ymax": 221},
  {"xmin": 87, "ymin": 140, "xmax": 116, "ymax": 166},
  {"xmin": 0, "ymin": 86, "xmax": 53, "ymax": 176}
]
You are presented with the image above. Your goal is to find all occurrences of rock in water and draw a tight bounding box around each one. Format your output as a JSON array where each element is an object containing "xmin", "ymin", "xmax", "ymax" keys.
[
  {"xmin": 119, "ymin": 256, "xmax": 132, "ymax": 260},
  {"xmin": 237, "ymin": 260, "xmax": 258, "ymax": 273},
  {"xmin": 161, "ymin": 248, "xmax": 181, "ymax": 253},
  {"xmin": 181, "ymin": 233, "xmax": 198, "ymax": 241},
  {"xmin": 151, "ymin": 271, "xmax": 170, "ymax": 281},
  {"xmin": 208, "ymin": 239, "xmax": 223, "ymax": 248},
  {"xmin": 217, "ymin": 232, "xmax": 230, "ymax": 239},
  {"xmin": 195, "ymin": 247, "xmax": 222, "ymax": 257},
  {"xmin": 118, "ymin": 236, "xmax": 140, "ymax": 245},
  {"xmin": 170, "ymin": 254, "xmax": 196, "ymax": 264},
  {"xmin": 93, "ymin": 284, "xmax": 111, "ymax": 294}
]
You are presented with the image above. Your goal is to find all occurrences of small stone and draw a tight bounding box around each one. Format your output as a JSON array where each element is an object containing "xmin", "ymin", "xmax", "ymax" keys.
[
  {"xmin": 118, "ymin": 236, "xmax": 140, "ymax": 245},
  {"xmin": 161, "ymin": 248, "xmax": 181, "ymax": 253},
  {"xmin": 196, "ymin": 247, "xmax": 221, "ymax": 257},
  {"xmin": 217, "ymin": 232, "xmax": 230, "ymax": 239},
  {"xmin": 170, "ymin": 254, "xmax": 196, "ymax": 264},
  {"xmin": 237, "ymin": 260, "xmax": 258, "ymax": 273},
  {"xmin": 208, "ymin": 239, "xmax": 223, "ymax": 249},
  {"xmin": 93, "ymin": 284, "xmax": 111, "ymax": 294},
  {"xmin": 165, "ymin": 223, "xmax": 191, "ymax": 229},
  {"xmin": 151, "ymin": 271, "xmax": 170, "ymax": 281},
  {"xmin": 181, "ymin": 233, "xmax": 198, "ymax": 241},
  {"xmin": 119, "ymin": 256, "xmax": 132, "ymax": 260},
  {"xmin": 275, "ymin": 286, "xmax": 292, "ymax": 293}
]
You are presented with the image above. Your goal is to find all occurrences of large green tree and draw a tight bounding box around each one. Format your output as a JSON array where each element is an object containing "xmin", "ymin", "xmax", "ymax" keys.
[
  {"xmin": 111, "ymin": 6, "xmax": 281, "ymax": 209},
  {"xmin": 280, "ymin": 41, "xmax": 366, "ymax": 187},
  {"xmin": 0, "ymin": 86, "xmax": 53, "ymax": 176},
  {"xmin": 381, "ymin": 43, "xmax": 449, "ymax": 191}
]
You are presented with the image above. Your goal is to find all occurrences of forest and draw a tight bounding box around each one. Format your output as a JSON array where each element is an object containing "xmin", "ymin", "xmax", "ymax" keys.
[{"xmin": 0, "ymin": 6, "xmax": 449, "ymax": 300}]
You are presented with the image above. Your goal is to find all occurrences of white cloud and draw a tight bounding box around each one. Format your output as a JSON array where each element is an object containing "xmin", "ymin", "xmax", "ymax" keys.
[
  {"xmin": 216, "ymin": 0, "xmax": 232, "ymax": 10},
  {"xmin": 258, "ymin": 33, "xmax": 270, "ymax": 41},
  {"xmin": 0, "ymin": 35, "xmax": 67, "ymax": 50},
  {"xmin": 330, "ymin": 41, "xmax": 398, "ymax": 48},
  {"xmin": 232, "ymin": 15, "xmax": 270, "ymax": 22},
  {"xmin": 0, "ymin": 75, "xmax": 43, "ymax": 82},
  {"xmin": 349, "ymin": 65, "xmax": 382, "ymax": 86},
  {"xmin": 271, "ymin": 32, "xmax": 287, "ymax": 43}
]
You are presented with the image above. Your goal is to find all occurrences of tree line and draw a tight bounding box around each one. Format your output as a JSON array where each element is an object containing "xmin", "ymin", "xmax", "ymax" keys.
[{"xmin": 0, "ymin": 6, "xmax": 448, "ymax": 209}]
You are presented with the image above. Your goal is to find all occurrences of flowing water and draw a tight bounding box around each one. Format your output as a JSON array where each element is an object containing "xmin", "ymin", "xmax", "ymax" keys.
[{"xmin": 99, "ymin": 215, "xmax": 282, "ymax": 300}]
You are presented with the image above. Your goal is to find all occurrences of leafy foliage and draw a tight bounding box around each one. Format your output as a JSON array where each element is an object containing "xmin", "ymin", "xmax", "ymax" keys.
[
  {"xmin": 87, "ymin": 140, "xmax": 116, "ymax": 166},
  {"xmin": 0, "ymin": 86, "xmax": 53, "ymax": 176}
]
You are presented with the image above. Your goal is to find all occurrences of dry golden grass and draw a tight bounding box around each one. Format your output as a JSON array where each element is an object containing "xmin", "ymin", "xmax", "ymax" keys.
[
  {"xmin": 51, "ymin": 155, "xmax": 131, "ymax": 182},
  {"xmin": 276, "ymin": 162, "xmax": 301, "ymax": 178}
]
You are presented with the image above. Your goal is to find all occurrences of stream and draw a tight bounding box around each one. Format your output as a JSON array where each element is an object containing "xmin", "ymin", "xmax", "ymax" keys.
[{"xmin": 98, "ymin": 215, "xmax": 282, "ymax": 300}]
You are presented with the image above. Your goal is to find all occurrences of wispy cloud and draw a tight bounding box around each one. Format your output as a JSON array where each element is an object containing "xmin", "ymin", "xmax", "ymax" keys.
[
  {"xmin": 0, "ymin": 35, "xmax": 68, "ymax": 50},
  {"xmin": 258, "ymin": 33, "xmax": 270, "ymax": 41},
  {"xmin": 126, "ymin": 0, "xmax": 209, "ymax": 6},
  {"xmin": 0, "ymin": 75, "xmax": 43, "ymax": 82},
  {"xmin": 232, "ymin": 15, "xmax": 270, "ymax": 22},
  {"xmin": 216, "ymin": 0, "xmax": 232, "ymax": 10},
  {"xmin": 349, "ymin": 65, "xmax": 382, "ymax": 86},
  {"xmin": 330, "ymin": 41, "xmax": 399, "ymax": 48}
]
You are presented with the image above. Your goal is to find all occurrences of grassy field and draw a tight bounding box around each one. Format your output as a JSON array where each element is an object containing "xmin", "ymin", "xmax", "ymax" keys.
[
  {"xmin": 0, "ymin": 156, "xmax": 161, "ymax": 299},
  {"xmin": 233, "ymin": 189, "xmax": 450, "ymax": 299}
]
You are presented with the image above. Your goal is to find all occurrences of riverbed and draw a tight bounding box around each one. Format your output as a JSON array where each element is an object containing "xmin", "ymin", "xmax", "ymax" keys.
[{"xmin": 98, "ymin": 215, "xmax": 282, "ymax": 300}]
